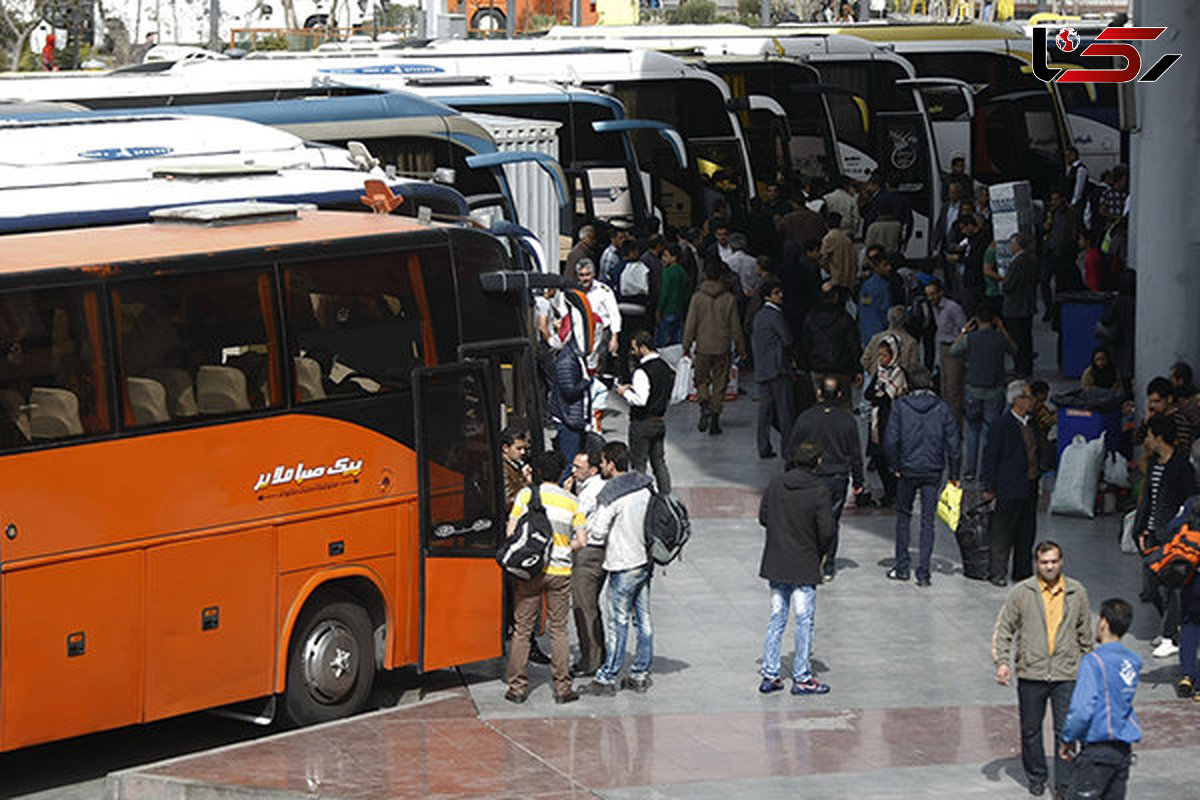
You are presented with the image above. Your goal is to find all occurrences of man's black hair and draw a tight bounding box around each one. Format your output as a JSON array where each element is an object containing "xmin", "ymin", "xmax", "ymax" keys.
[
  {"xmin": 787, "ymin": 441, "xmax": 822, "ymax": 471},
  {"xmin": 501, "ymin": 425, "xmax": 529, "ymax": 448},
  {"xmin": 620, "ymin": 239, "xmax": 641, "ymax": 258},
  {"xmin": 826, "ymin": 211, "xmax": 843, "ymax": 229},
  {"xmin": 531, "ymin": 449, "xmax": 565, "ymax": 485},
  {"xmin": 1148, "ymin": 414, "xmax": 1178, "ymax": 445},
  {"xmin": 1171, "ymin": 361, "xmax": 1196, "ymax": 396},
  {"xmin": 1148, "ymin": 376, "xmax": 1174, "ymax": 400},
  {"xmin": 1035, "ymin": 540, "xmax": 1062, "ymax": 558},
  {"xmin": 1030, "ymin": 380, "xmax": 1050, "ymax": 398},
  {"xmin": 1099, "ymin": 597, "xmax": 1133, "ymax": 638},
  {"xmin": 758, "ymin": 277, "xmax": 783, "ymax": 300},
  {"xmin": 802, "ymin": 237, "xmax": 823, "ymax": 255},
  {"xmin": 632, "ymin": 329, "xmax": 655, "ymax": 351},
  {"xmin": 601, "ymin": 440, "xmax": 629, "ymax": 472}
]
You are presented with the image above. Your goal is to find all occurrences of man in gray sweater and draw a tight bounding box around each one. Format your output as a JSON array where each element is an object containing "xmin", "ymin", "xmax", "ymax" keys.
[
  {"xmin": 786, "ymin": 377, "xmax": 865, "ymax": 582},
  {"xmin": 950, "ymin": 304, "xmax": 1017, "ymax": 479}
]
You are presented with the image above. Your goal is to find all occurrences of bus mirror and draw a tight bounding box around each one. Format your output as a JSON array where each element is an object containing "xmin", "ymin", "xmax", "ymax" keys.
[{"xmin": 434, "ymin": 167, "xmax": 457, "ymax": 185}]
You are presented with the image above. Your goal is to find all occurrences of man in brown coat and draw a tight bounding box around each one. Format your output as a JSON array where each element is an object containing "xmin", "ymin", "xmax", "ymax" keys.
[{"xmin": 683, "ymin": 259, "xmax": 747, "ymax": 436}]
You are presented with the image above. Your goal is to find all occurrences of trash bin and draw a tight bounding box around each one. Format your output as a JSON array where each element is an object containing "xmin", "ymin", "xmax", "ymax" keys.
[
  {"xmin": 1057, "ymin": 406, "xmax": 1121, "ymax": 464},
  {"xmin": 1057, "ymin": 291, "xmax": 1114, "ymax": 379}
]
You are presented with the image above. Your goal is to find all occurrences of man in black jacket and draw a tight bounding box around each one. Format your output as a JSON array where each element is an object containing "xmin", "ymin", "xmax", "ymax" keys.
[
  {"xmin": 982, "ymin": 380, "xmax": 1041, "ymax": 585},
  {"xmin": 753, "ymin": 278, "xmax": 795, "ymax": 459},
  {"xmin": 787, "ymin": 377, "xmax": 865, "ymax": 582},
  {"xmin": 1135, "ymin": 414, "xmax": 1197, "ymax": 659},
  {"xmin": 800, "ymin": 282, "xmax": 862, "ymax": 408},
  {"xmin": 617, "ymin": 330, "xmax": 675, "ymax": 495},
  {"xmin": 757, "ymin": 441, "xmax": 835, "ymax": 696},
  {"xmin": 883, "ymin": 367, "xmax": 960, "ymax": 587}
]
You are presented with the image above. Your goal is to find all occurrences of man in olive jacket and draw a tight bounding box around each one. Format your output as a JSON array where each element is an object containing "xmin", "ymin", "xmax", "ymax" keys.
[
  {"xmin": 757, "ymin": 441, "xmax": 835, "ymax": 696},
  {"xmin": 992, "ymin": 541, "xmax": 1093, "ymax": 798},
  {"xmin": 683, "ymin": 259, "xmax": 747, "ymax": 435}
]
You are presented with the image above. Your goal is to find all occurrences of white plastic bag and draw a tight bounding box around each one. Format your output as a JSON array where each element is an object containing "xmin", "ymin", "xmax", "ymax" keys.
[
  {"xmin": 1120, "ymin": 509, "xmax": 1138, "ymax": 554},
  {"xmin": 1050, "ymin": 433, "xmax": 1106, "ymax": 518},
  {"xmin": 1102, "ymin": 452, "xmax": 1130, "ymax": 489},
  {"xmin": 670, "ymin": 355, "xmax": 693, "ymax": 405}
]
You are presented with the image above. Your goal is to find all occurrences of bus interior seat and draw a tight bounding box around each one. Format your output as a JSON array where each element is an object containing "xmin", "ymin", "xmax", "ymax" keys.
[
  {"xmin": 196, "ymin": 365, "xmax": 251, "ymax": 414},
  {"xmin": 147, "ymin": 367, "xmax": 199, "ymax": 417},
  {"xmin": 0, "ymin": 388, "xmax": 31, "ymax": 442},
  {"xmin": 294, "ymin": 356, "xmax": 326, "ymax": 402},
  {"xmin": 127, "ymin": 377, "xmax": 170, "ymax": 425},
  {"xmin": 29, "ymin": 386, "xmax": 84, "ymax": 439}
]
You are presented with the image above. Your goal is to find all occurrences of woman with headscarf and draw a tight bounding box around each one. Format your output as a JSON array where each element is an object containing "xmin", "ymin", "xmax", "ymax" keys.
[
  {"xmin": 865, "ymin": 333, "xmax": 908, "ymax": 506},
  {"xmin": 1080, "ymin": 346, "xmax": 1121, "ymax": 390}
]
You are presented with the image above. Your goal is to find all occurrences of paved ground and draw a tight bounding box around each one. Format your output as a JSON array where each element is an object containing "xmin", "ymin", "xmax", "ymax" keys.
[{"xmin": 103, "ymin": 321, "xmax": 1200, "ymax": 799}]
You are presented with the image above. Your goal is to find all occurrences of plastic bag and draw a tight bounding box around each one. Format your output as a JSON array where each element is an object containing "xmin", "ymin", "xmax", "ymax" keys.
[
  {"xmin": 1050, "ymin": 434, "xmax": 1106, "ymax": 518},
  {"xmin": 670, "ymin": 355, "xmax": 693, "ymax": 405},
  {"xmin": 936, "ymin": 482, "xmax": 963, "ymax": 531},
  {"xmin": 1120, "ymin": 510, "xmax": 1138, "ymax": 554},
  {"xmin": 1103, "ymin": 452, "xmax": 1130, "ymax": 489}
]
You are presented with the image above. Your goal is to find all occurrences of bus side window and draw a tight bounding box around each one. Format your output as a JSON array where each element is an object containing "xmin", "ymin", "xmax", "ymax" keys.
[
  {"xmin": 284, "ymin": 249, "xmax": 454, "ymax": 401},
  {"xmin": 113, "ymin": 268, "xmax": 282, "ymax": 426},
  {"xmin": 0, "ymin": 286, "xmax": 111, "ymax": 450}
]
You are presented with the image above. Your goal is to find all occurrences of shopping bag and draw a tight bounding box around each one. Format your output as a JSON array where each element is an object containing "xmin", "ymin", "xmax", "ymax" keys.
[
  {"xmin": 936, "ymin": 482, "xmax": 963, "ymax": 531},
  {"xmin": 1120, "ymin": 510, "xmax": 1138, "ymax": 554},
  {"xmin": 670, "ymin": 355, "xmax": 693, "ymax": 405},
  {"xmin": 1050, "ymin": 434, "xmax": 1106, "ymax": 518},
  {"xmin": 1103, "ymin": 452, "xmax": 1130, "ymax": 489}
]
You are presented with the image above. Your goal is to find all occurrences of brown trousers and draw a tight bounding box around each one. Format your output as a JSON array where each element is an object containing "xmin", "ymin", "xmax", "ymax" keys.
[
  {"xmin": 938, "ymin": 343, "xmax": 966, "ymax": 425},
  {"xmin": 506, "ymin": 572, "xmax": 572, "ymax": 695},
  {"xmin": 571, "ymin": 547, "xmax": 607, "ymax": 674},
  {"xmin": 694, "ymin": 352, "xmax": 731, "ymax": 414}
]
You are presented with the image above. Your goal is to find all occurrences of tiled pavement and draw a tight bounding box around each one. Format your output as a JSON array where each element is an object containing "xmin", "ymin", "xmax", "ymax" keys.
[{"xmin": 107, "ymin": 325, "xmax": 1200, "ymax": 799}]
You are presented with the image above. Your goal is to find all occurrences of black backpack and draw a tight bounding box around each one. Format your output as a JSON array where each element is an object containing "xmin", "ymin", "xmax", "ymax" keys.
[
  {"xmin": 643, "ymin": 491, "xmax": 691, "ymax": 567},
  {"xmin": 497, "ymin": 485, "xmax": 554, "ymax": 580}
]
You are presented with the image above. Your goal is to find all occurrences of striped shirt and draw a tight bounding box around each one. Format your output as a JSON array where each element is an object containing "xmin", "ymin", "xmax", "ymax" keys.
[{"xmin": 510, "ymin": 484, "xmax": 584, "ymax": 577}]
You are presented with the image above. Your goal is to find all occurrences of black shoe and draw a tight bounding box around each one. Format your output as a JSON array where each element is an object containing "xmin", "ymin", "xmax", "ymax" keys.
[
  {"xmin": 554, "ymin": 689, "xmax": 580, "ymax": 704},
  {"xmin": 1053, "ymin": 787, "xmax": 1068, "ymax": 800},
  {"xmin": 886, "ymin": 567, "xmax": 910, "ymax": 581},
  {"xmin": 1028, "ymin": 780, "xmax": 1046, "ymax": 796},
  {"xmin": 990, "ymin": 577, "xmax": 1008, "ymax": 588},
  {"xmin": 698, "ymin": 403, "xmax": 710, "ymax": 432},
  {"xmin": 916, "ymin": 576, "xmax": 932, "ymax": 587},
  {"xmin": 708, "ymin": 413, "xmax": 722, "ymax": 435},
  {"xmin": 759, "ymin": 449, "xmax": 776, "ymax": 459},
  {"xmin": 504, "ymin": 688, "xmax": 528, "ymax": 704},
  {"xmin": 621, "ymin": 674, "xmax": 652, "ymax": 693},
  {"xmin": 529, "ymin": 642, "xmax": 551, "ymax": 665},
  {"xmin": 571, "ymin": 662, "xmax": 597, "ymax": 678},
  {"xmin": 587, "ymin": 679, "xmax": 617, "ymax": 697}
]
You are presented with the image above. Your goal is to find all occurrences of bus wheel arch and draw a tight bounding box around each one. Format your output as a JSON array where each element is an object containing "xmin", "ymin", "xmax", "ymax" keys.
[
  {"xmin": 471, "ymin": 8, "xmax": 506, "ymax": 31},
  {"xmin": 281, "ymin": 577, "xmax": 387, "ymax": 726}
]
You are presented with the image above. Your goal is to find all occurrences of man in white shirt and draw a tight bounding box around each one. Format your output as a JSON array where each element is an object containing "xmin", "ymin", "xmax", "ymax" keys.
[
  {"xmin": 575, "ymin": 259, "xmax": 620, "ymax": 373},
  {"xmin": 565, "ymin": 443, "xmax": 607, "ymax": 676},
  {"xmin": 822, "ymin": 175, "xmax": 860, "ymax": 239}
]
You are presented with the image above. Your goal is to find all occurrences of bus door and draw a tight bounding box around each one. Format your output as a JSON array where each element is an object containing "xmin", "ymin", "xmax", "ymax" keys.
[
  {"xmin": 414, "ymin": 361, "xmax": 505, "ymax": 672},
  {"xmin": 458, "ymin": 338, "xmax": 543, "ymax": 453},
  {"xmin": 897, "ymin": 78, "xmax": 977, "ymax": 185},
  {"xmin": 972, "ymin": 90, "xmax": 1065, "ymax": 199},
  {"xmin": 874, "ymin": 108, "xmax": 938, "ymax": 263}
]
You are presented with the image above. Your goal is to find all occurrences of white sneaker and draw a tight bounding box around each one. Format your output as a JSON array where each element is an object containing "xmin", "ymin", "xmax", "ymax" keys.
[{"xmin": 1153, "ymin": 640, "xmax": 1180, "ymax": 658}]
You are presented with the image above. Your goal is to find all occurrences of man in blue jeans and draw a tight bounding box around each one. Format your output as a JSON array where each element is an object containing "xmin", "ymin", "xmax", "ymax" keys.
[
  {"xmin": 757, "ymin": 442, "xmax": 835, "ymax": 695},
  {"xmin": 585, "ymin": 441, "xmax": 656, "ymax": 695},
  {"xmin": 883, "ymin": 367, "xmax": 961, "ymax": 587},
  {"xmin": 948, "ymin": 304, "xmax": 1015, "ymax": 479}
]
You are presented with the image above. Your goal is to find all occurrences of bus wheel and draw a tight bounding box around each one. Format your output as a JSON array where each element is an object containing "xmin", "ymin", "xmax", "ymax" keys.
[
  {"xmin": 471, "ymin": 8, "xmax": 505, "ymax": 31},
  {"xmin": 284, "ymin": 591, "xmax": 376, "ymax": 726}
]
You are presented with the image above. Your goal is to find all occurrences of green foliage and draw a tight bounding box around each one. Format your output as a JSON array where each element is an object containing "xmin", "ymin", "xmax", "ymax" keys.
[
  {"xmin": 737, "ymin": 0, "xmax": 764, "ymax": 25},
  {"xmin": 527, "ymin": 13, "xmax": 562, "ymax": 31},
  {"xmin": 670, "ymin": 0, "xmax": 717, "ymax": 24},
  {"xmin": 250, "ymin": 33, "xmax": 290, "ymax": 51}
]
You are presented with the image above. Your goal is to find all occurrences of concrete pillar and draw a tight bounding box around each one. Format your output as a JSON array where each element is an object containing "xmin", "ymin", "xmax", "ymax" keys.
[{"xmin": 1131, "ymin": 1, "xmax": 1200, "ymax": 391}]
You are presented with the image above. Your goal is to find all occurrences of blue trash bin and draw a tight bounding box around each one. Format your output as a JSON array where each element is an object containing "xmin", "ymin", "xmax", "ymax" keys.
[
  {"xmin": 1057, "ymin": 406, "xmax": 1121, "ymax": 465},
  {"xmin": 1058, "ymin": 291, "xmax": 1114, "ymax": 379}
]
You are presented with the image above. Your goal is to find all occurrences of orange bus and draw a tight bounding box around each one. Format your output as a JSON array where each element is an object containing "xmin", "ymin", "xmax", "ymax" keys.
[
  {"xmin": 0, "ymin": 202, "xmax": 544, "ymax": 750},
  {"xmin": 456, "ymin": 0, "xmax": 598, "ymax": 34}
]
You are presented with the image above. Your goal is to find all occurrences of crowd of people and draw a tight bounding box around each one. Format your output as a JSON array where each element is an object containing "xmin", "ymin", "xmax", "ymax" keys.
[{"xmin": 501, "ymin": 150, "xmax": 1171, "ymax": 799}]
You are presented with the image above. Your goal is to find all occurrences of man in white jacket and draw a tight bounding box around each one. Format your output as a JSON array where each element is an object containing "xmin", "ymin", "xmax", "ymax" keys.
[{"xmin": 586, "ymin": 440, "xmax": 655, "ymax": 695}]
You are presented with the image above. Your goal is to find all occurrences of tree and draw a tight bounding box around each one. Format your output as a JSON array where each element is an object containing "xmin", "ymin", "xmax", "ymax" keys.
[
  {"xmin": 670, "ymin": 0, "xmax": 716, "ymax": 24},
  {"xmin": 0, "ymin": 0, "xmax": 51, "ymax": 70}
]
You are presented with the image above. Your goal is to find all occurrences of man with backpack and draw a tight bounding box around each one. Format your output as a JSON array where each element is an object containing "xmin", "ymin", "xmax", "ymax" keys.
[
  {"xmin": 1133, "ymin": 414, "xmax": 1196, "ymax": 659},
  {"xmin": 504, "ymin": 449, "xmax": 587, "ymax": 705},
  {"xmin": 757, "ymin": 441, "xmax": 835, "ymax": 696},
  {"xmin": 586, "ymin": 441, "xmax": 656, "ymax": 695}
]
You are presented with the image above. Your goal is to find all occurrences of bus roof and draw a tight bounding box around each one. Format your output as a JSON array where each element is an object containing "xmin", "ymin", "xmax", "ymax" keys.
[{"xmin": 0, "ymin": 208, "xmax": 444, "ymax": 276}]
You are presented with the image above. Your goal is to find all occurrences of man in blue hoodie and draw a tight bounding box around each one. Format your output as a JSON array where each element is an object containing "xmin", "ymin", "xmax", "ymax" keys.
[
  {"xmin": 1060, "ymin": 597, "xmax": 1141, "ymax": 800},
  {"xmin": 883, "ymin": 366, "xmax": 961, "ymax": 587}
]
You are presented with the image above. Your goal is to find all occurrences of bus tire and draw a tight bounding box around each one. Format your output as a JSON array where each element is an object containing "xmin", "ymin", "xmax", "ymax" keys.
[
  {"xmin": 471, "ymin": 8, "xmax": 505, "ymax": 31},
  {"xmin": 283, "ymin": 590, "xmax": 376, "ymax": 726}
]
